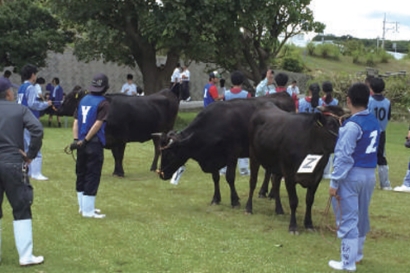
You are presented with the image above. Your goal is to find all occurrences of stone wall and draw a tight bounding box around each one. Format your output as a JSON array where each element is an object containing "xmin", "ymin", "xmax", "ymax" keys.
[{"xmin": 3, "ymin": 48, "xmax": 310, "ymax": 99}]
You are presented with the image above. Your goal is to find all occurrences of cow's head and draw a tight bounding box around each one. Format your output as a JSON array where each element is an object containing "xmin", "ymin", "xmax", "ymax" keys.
[
  {"xmin": 159, "ymin": 131, "xmax": 192, "ymax": 180},
  {"xmin": 314, "ymin": 105, "xmax": 346, "ymax": 149},
  {"xmin": 57, "ymin": 86, "xmax": 88, "ymax": 116}
]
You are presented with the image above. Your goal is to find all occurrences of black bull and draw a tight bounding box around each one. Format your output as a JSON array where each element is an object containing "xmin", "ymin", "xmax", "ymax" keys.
[
  {"xmin": 159, "ymin": 92, "xmax": 295, "ymax": 207},
  {"xmin": 57, "ymin": 86, "xmax": 180, "ymax": 176},
  {"xmin": 245, "ymin": 105, "xmax": 346, "ymax": 233}
]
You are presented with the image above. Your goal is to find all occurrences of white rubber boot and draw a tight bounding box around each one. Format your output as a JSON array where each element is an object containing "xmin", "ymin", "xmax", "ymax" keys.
[
  {"xmin": 238, "ymin": 158, "xmax": 250, "ymax": 175},
  {"xmin": 77, "ymin": 192, "xmax": 83, "ymax": 213},
  {"xmin": 356, "ymin": 236, "xmax": 366, "ymax": 263},
  {"xmin": 328, "ymin": 238, "xmax": 357, "ymax": 272},
  {"xmin": 13, "ymin": 219, "xmax": 44, "ymax": 266},
  {"xmin": 30, "ymin": 157, "xmax": 48, "ymax": 181},
  {"xmin": 378, "ymin": 165, "xmax": 391, "ymax": 190},
  {"xmin": 82, "ymin": 196, "xmax": 105, "ymax": 218}
]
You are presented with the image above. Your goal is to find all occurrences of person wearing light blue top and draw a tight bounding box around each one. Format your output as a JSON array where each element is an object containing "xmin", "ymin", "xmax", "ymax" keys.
[
  {"xmin": 321, "ymin": 81, "xmax": 339, "ymax": 179},
  {"xmin": 17, "ymin": 64, "xmax": 52, "ymax": 181},
  {"xmin": 298, "ymin": 83, "xmax": 322, "ymax": 113},
  {"xmin": 367, "ymin": 77, "xmax": 392, "ymax": 190},
  {"xmin": 328, "ymin": 83, "xmax": 380, "ymax": 272},
  {"xmin": 255, "ymin": 69, "xmax": 275, "ymax": 97}
]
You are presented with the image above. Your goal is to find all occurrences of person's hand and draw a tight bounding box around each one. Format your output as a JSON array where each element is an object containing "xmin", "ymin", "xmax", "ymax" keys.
[
  {"xmin": 405, "ymin": 136, "xmax": 410, "ymax": 148},
  {"xmin": 47, "ymin": 100, "xmax": 52, "ymax": 106},
  {"xmin": 19, "ymin": 149, "xmax": 32, "ymax": 164},
  {"xmin": 70, "ymin": 139, "xmax": 87, "ymax": 150},
  {"xmin": 329, "ymin": 187, "xmax": 340, "ymax": 200}
]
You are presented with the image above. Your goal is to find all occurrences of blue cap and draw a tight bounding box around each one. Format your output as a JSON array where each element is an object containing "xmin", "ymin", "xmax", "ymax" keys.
[{"xmin": 0, "ymin": 77, "xmax": 13, "ymax": 93}]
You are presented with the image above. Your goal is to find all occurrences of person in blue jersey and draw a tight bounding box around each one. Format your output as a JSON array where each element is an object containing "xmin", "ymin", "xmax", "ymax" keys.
[
  {"xmin": 298, "ymin": 82, "xmax": 321, "ymax": 113},
  {"xmin": 17, "ymin": 64, "xmax": 52, "ymax": 181},
  {"xmin": 367, "ymin": 77, "xmax": 392, "ymax": 190},
  {"xmin": 255, "ymin": 69, "xmax": 275, "ymax": 97},
  {"xmin": 328, "ymin": 83, "xmax": 380, "ymax": 272},
  {"xmin": 321, "ymin": 81, "xmax": 339, "ymax": 179},
  {"xmin": 48, "ymin": 77, "xmax": 64, "ymax": 127},
  {"xmin": 70, "ymin": 73, "xmax": 110, "ymax": 218},
  {"xmin": 203, "ymin": 71, "xmax": 223, "ymax": 107},
  {"xmin": 220, "ymin": 71, "xmax": 251, "ymax": 176}
]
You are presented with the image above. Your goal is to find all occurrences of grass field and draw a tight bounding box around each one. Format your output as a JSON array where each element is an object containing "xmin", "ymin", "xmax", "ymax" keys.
[{"xmin": 1, "ymin": 113, "xmax": 410, "ymax": 273}]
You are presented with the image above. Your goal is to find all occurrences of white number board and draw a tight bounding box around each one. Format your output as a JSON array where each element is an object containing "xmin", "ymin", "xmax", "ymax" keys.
[{"xmin": 297, "ymin": 154, "xmax": 323, "ymax": 174}]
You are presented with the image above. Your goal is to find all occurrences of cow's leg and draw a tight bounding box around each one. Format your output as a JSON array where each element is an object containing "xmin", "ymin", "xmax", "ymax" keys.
[
  {"xmin": 211, "ymin": 171, "xmax": 221, "ymax": 205},
  {"xmin": 225, "ymin": 161, "xmax": 240, "ymax": 208},
  {"xmin": 111, "ymin": 142, "xmax": 126, "ymax": 177},
  {"xmin": 268, "ymin": 174, "xmax": 279, "ymax": 199},
  {"xmin": 304, "ymin": 182, "xmax": 320, "ymax": 231},
  {"xmin": 245, "ymin": 158, "xmax": 260, "ymax": 214},
  {"xmin": 284, "ymin": 179, "xmax": 299, "ymax": 234},
  {"xmin": 272, "ymin": 174, "xmax": 284, "ymax": 214},
  {"xmin": 258, "ymin": 170, "xmax": 271, "ymax": 198},
  {"xmin": 150, "ymin": 137, "xmax": 161, "ymax": 171}
]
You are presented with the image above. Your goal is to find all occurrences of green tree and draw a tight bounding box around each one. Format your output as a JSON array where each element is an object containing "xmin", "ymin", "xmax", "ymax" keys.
[{"xmin": 0, "ymin": 0, "xmax": 71, "ymax": 71}]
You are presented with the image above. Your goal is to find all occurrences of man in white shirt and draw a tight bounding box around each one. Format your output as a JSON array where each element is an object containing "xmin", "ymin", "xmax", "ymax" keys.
[
  {"xmin": 287, "ymin": 80, "xmax": 300, "ymax": 97},
  {"xmin": 120, "ymin": 74, "xmax": 137, "ymax": 96},
  {"xmin": 180, "ymin": 65, "xmax": 191, "ymax": 101},
  {"xmin": 170, "ymin": 63, "xmax": 181, "ymax": 88}
]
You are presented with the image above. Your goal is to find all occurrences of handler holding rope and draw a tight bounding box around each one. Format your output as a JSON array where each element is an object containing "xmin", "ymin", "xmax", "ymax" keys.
[
  {"xmin": 70, "ymin": 73, "xmax": 110, "ymax": 219},
  {"xmin": 328, "ymin": 83, "xmax": 380, "ymax": 272}
]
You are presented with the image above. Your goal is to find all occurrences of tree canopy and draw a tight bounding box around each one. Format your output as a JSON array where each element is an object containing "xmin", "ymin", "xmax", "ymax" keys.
[
  {"xmin": 48, "ymin": 0, "xmax": 324, "ymax": 93},
  {"xmin": 0, "ymin": 0, "xmax": 72, "ymax": 72}
]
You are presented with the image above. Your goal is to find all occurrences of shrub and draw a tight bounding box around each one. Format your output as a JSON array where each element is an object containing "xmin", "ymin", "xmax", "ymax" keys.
[
  {"xmin": 306, "ymin": 42, "xmax": 316, "ymax": 56},
  {"xmin": 282, "ymin": 56, "xmax": 304, "ymax": 72},
  {"xmin": 377, "ymin": 50, "xmax": 392, "ymax": 63},
  {"xmin": 316, "ymin": 43, "xmax": 341, "ymax": 60},
  {"xmin": 365, "ymin": 53, "xmax": 375, "ymax": 67},
  {"xmin": 352, "ymin": 50, "xmax": 361, "ymax": 64}
]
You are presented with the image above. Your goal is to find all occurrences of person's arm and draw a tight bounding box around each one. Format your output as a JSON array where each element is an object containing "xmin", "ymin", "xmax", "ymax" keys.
[
  {"xmin": 27, "ymin": 85, "xmax": 51, "ymax": 110},
  {"xmin": 82, "ymin": 100, "xmax": 109, "ymax": 142},
  {"xmin": 23, "ymin": 107, "xmax": 43, "ymax": 159},
  {"xmin": 209, "ymin": 85, "xmax": 223, "ymax": 101},
  {"xmin": 255, "ymin": 78, "xmax": 268, "ymax": 97},
  {"xmin": 329, "ymin": 122, "xmax": 361, "ymax": 192}
]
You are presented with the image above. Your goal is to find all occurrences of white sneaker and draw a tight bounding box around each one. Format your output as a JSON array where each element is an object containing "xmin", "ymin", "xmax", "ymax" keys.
[
  {"xmin": 240, "ymin": 168, "xmax": 250, "ymax": 176},
  {"xmin": 20, "ymin": 255, "xmax": 44, "ymax": 266},
  {"xmin": 82, "ymin": 212, "xmax": 106, "ymax": 219},
  {"xmin": 322, "ymin": 174, "xmax": 331, "ymax": 179},
  {"xmin": 170, "ymin": 166, "xmax": 186, "ymax": 185},
  {"xmin": 328, "ymin": 260, "xmax": 356, "ymax": 272},
  {"xmin": 394, "ymin": 185, "xmax": 410, "ymax": 193},
  {"xmin": 381, "ymin": 186, "xmax": 392, "ymax": 191},
  {"xmin": 31, "ymin": 174, "xmax": 48, "ymax": 181},
  {"xmin": 79, "ymin": 208, "xmax": 101, "ymax": 214}
]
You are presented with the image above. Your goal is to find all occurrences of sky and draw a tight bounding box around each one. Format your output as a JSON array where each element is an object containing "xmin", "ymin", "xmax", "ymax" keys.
[{"xmin": 309, "ymin": 0, "xmax": 410, "ymax": 41}]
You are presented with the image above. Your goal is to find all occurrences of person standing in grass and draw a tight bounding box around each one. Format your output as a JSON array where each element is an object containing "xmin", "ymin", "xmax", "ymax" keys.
[
  {"xmin": 328, "ymin": 83, "xmax": 380, "ymax": 271},
  {"xmin": 70, "ymin": 73, "xmax": 110, "ymax": 218},
  {"xmin": 0, "ymin": 77, "xmax": 44, "ymax": 266},
  {"xmin": 298, "ymin": 83, "xmax": 321, "ymax": 113},
  {"xmin": 367, "ymin": 77, "xmax": 392, "ymax": 190}
]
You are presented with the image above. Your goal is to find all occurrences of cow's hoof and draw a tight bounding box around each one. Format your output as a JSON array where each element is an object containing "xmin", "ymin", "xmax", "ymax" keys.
[
  {"xmin": 231, "ymin": 204, "xmax": 241, "ymax": 209},
  {"xmin": 258, "ymin": 194, "xmax": 267, "ymax": 199},
  {"xmin": 275, "ymin": 210, "xmax": 285, "ymax": 215},
  {"xmin": 112, "ymin": 173, "xmax": 124, "ymax": 178},
  {"xmin": 268, "ymin": 194, "xmax": 275, "ymax": 200},
  {"xmin": 289, "ymin": 230, "xmax": 299, "ymax": 235},
  {"xmin": 210, "ymin": 201, "xmax": 220, "ymax": 206},
  {"xmin": 244, "ymin": 210, "xmax": 253, "ymax": 215},
  {"xmin": 305, "ymin": 228, "xmax": 316, "ymax": 232}
]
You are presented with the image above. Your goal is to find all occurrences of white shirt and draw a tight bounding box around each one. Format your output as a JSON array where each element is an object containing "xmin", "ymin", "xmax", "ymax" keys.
[
  {"xmin": 287, "ymin": 85, "xmax": 300, "ymax": 96},
  {"xmin": 180, "ymin": 70, "xmax": 190, "ymax": 81},
  {"xmin": 121, "ymin": 82, "xmax": 137, "ymax": 96},
  {"xmin": 34, "ymin": 83, "xmax": 43, "ymax": 98},
  {"xmin": 171, "ymin": 68, "xmax": 181, "ymax": 83}
]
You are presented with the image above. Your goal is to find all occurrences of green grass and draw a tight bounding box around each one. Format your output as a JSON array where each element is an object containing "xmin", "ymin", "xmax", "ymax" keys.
[{"xmin": 1, "ymin": 115, "xmax": 410, "ymax": 273}]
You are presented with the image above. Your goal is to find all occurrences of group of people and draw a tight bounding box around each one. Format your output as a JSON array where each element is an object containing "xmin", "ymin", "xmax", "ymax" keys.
[
  {"xmin": 170, "ymin": 63, "xmax": 191, "ymax": 101},
  {"xmin": 0, "ymin": 64, "xmax": 110, "ymax": 266}
]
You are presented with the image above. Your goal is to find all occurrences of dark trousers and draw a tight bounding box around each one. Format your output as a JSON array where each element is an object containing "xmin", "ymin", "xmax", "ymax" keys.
[
  {"xmin": 76, "ymin": 141, "xmax": 104, "ymax": 196},
  {"xmin": 181, "ymin": 81, "xmax": 190, "ymax": 100},
  {"xmin": 377, "ymin": 131, "xmax": 387, "ymax": 165},
  {"xmin": 0, "ymin": 161, "xmax": 33, "ymax": 220}
]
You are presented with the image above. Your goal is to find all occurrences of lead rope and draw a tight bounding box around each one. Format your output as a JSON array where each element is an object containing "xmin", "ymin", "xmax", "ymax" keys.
[
  {"xmin": 64, "ymin": 145, "xmax": 77, "ymax": 162},
  {"xmin": 320, "ymin": 195, "xmax": 342, "ymax": 246}
]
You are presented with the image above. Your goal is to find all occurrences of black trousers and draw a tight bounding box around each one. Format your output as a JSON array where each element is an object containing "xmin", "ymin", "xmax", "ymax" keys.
[
  {"xmin": 0, "ymin": 161, "xmax": 33, "ymax": 220},
  {"xmin": 181, "ymin": 81, "xmax": 190, "ymax": 100},
  {"xmin": 75, "ymin": 141, "xmax": 104, "ymax": 196},
  {"xmin": 377, "ymin": 131, "xmax": 387, "ymax": 165}
]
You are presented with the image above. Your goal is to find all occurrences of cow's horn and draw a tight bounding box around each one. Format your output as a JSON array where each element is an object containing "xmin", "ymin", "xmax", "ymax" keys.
[{"xmin": 151, "ymin": 132, "xmax": 162, "ymax": 136}]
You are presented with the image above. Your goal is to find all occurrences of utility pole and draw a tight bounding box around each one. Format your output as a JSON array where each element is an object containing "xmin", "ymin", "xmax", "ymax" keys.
[{"xmin": 381, "ymin": 13, "xmax": 399, "ymax": 49}]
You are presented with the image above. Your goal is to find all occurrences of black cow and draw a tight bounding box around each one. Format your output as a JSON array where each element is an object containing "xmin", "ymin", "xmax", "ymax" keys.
[
  {"xmin": 245, "ymin": 104, "xmax": 346, "ymax": 234},
  {"xmin": 159, "ymin": 92, "xmax": 295, "ymax": 207},
  {"xmin": 58, "ymin": 86, "xmax": 180, "ymax": 176}
]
